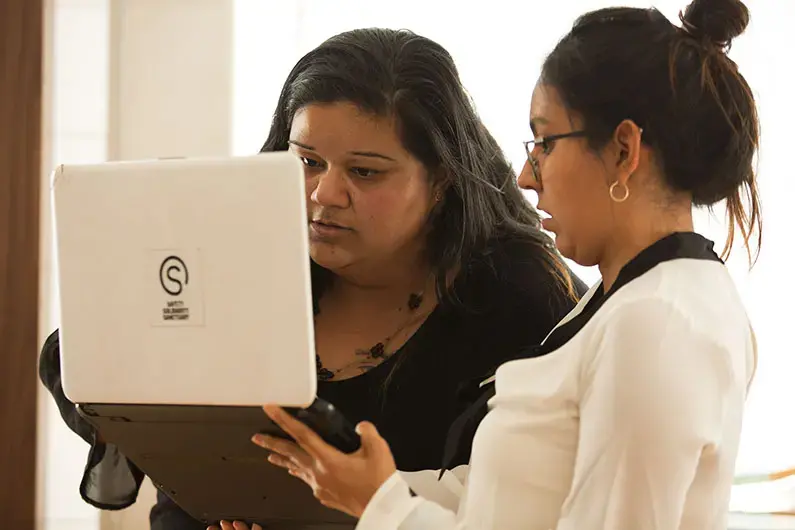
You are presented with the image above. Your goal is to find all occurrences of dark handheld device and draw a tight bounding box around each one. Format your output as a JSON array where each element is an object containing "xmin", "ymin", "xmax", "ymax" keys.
[{"xmin": 279, "ymin": 398, "xmax": 361, "ymax": 453}]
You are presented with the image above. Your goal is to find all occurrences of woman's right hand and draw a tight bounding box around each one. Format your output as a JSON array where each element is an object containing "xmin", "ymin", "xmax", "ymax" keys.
[{"xmin": 207, "ymin": 521, "xmax": 262, "ymax": 530}]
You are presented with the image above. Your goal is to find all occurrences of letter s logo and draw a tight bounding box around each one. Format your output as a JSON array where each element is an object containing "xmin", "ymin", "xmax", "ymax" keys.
[{"xmin": 159, "ymin": 256, "xmax": 189, "ymax": 296}]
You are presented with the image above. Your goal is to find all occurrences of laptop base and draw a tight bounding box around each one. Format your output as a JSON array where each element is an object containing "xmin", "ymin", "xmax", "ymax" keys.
[{"xmin": 79, "ymin": 403, "xmax": 357, "ymax": 528}]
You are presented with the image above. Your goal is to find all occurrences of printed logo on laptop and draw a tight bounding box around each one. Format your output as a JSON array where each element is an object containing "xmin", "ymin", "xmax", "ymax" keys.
[
  {"xmin": 148, "ymin": 249, "xmax": 205, "ymax": 327},
  {"xmin": 160, "ymin": 255, "xmax": 189, "ymax": 296}
]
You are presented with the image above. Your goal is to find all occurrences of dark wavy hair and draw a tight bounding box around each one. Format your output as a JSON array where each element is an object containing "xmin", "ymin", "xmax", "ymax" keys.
[{"xmin": 260, "ymin": 27, "xmax": 575, "ymax": 302}]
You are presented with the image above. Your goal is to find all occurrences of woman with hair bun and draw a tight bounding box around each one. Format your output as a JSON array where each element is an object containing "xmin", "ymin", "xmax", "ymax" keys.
[{"xmin": 255, "ymin": 1, "xmax": 761, "ymax": 528}]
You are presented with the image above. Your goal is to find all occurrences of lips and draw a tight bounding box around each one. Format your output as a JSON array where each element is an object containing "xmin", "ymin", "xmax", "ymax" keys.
[
  {"xmin": 311, "ymin": 220, "xmax": 350, "ymax": 230},
  {"xmin": 308, "ymin": 219, "xmax": 353, "ymax": 240},
  {"xmin": 537, "ymin": 208, "xmax": 555, "ymax": 232}
]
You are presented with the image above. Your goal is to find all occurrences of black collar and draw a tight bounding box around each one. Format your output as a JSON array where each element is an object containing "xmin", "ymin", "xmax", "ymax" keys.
[
  {"xmin": 541, "ymin": 231, "xmax": 721, "ymax": 354},
  {"xmin": 439, "ymin": 232, "xmax": 722, "ymax": 475}
]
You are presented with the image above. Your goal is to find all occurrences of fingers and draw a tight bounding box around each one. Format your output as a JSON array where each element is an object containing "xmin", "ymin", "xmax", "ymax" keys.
[
  {"xmin": 356, "ymin": 421, "xmax": 386, "ymax": 455},
  {"xmin": 268, "ymin": 453, "xmax": 317, "ymax": 488},
  {"xmin": 214, "ymin": 522, "xmax": 251, "ymax": 530},
  {"xmin": 267, "ymin": 453, "xmax": 300, "ymax": 473},
  {"xmin": 252, "ymin": 434, "xmax": 312, "ymax": 468},
  {"xmin": 262, "ymin": 405, "xmax": 337, "ymax": 461}
]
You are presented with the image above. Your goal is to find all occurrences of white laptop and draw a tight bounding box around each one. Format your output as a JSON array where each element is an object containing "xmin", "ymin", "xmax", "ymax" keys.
[
  {"xmin": 51, "ymin": 152, "xmax": 317, "ymax": 407},
  {"xmin": 50, "ymin": 153, "xmax": 357, "ymax": 527}
]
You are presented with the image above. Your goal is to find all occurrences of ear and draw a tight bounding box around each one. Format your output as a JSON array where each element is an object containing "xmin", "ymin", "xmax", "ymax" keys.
[
  {"xmin": 610, "ymin": 119, "xmax": 643, "ymax": 185},
  {"xmin": 430, "ymin": 168, "xmax": 450, "ymax": 206}
]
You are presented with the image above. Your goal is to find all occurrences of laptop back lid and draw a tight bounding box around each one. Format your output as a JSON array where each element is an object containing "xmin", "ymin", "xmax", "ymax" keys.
[{"xmin": 52, "ymin": 153, "xmax": 316, "ymax": 407}]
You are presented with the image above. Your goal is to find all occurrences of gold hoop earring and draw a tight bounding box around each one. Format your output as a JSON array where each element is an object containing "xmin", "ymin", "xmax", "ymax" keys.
[
  {"xmin": 609, "ymin": 181, "xmax": 630, "ymax": 203},
  {"xmin": 435, "ymin": 191, "xmax": 443, "ymax": 203}
]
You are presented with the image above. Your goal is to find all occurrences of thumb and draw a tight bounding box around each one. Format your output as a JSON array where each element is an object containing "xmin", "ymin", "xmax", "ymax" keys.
[{"xmin": 355, "ymin": 421, "xmax": 385, "ymax": 454}]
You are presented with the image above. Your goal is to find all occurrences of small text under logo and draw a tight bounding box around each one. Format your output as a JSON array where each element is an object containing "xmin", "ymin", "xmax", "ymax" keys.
[{"xmin": 162, "ymin": 299, "xmax": 189, "ymax": 321}]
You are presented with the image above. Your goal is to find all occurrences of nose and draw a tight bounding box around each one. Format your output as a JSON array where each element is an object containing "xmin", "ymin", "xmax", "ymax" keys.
[
  {"xmin": 517, "ymin": 159, "xmax": 540, "ymax": 192},
  {"xmin": 309, "ymin": 166, "xmax": 350, "ymax": 208}
]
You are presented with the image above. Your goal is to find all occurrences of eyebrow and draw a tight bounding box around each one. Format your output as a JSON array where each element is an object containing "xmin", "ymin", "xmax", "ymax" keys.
[
  {"xmin": 287, "ymin": 140, "xmax": 397, "ymax": 162},
  {"xmin": 529, "ymin": 116, "xmax": 549, "ymax": 135}
]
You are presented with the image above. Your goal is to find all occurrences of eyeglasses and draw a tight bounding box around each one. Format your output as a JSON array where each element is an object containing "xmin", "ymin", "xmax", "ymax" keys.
[{"xmin": 523, "ymin": 130, "xmax": 587, "ymax": 185}]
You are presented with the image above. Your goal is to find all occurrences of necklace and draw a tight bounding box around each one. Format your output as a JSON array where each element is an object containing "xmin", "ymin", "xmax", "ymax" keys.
[{"xmin": 315, "ymin": 291, "xmax": 427, "ymax": 381}]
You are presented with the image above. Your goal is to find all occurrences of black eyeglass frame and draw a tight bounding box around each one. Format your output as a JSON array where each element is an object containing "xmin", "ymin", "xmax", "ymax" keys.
[{"xmin": 523, "ymin": 130, "xmax": 588, "ymax": 184}]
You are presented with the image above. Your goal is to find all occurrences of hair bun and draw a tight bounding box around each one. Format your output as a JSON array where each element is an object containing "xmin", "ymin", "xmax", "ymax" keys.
[{"xmin": 679, "ymin": 0, "xmax": 750, "ymax": 49}]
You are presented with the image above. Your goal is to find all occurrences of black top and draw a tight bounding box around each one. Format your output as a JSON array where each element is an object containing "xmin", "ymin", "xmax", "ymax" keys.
[{"xmin": 39, "ymin": 238, "xmax": 587, "ymax": 530}]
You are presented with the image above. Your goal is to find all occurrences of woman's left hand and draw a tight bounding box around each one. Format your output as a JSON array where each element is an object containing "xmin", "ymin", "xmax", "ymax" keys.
[
  {"xmin": 207, "ymin": 521, "xmax": 261, "ymax": 530},
  {"xmin": 254, "ymin": 405, "xmax": 397, "ymax": 518}
]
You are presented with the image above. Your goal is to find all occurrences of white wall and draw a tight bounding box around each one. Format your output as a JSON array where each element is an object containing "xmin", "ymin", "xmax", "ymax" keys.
[
  {"xmin": 107, "ymin": 0, "xmax": 233, "ymax": 160},
  {"xmin": 230, "ymin": 0, "xmax": 303, "ymax": 156},
  {"xmin": 39, "ymin": 1, "xmax": 109, "ymax": 529}
]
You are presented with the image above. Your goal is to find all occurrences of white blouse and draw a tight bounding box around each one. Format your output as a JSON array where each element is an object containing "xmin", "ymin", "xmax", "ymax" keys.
[{"xmin": 356, "ymin": 246, "xmax": 757, "ymax": 530}]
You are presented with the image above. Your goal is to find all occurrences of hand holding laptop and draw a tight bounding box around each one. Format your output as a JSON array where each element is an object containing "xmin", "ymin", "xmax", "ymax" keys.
[
  {"xmin": 255, "ymin": 405, "xmax": 396, "ymax": 518},
  {"xmin": 212, "ymin": 405, "xmax": 395, "ymax": 529}
]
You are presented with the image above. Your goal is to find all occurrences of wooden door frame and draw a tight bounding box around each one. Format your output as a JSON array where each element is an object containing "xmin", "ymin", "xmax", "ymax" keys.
[{"xmin": 0, "ymin": 0, "xmax": 44, "ymax": 527}]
